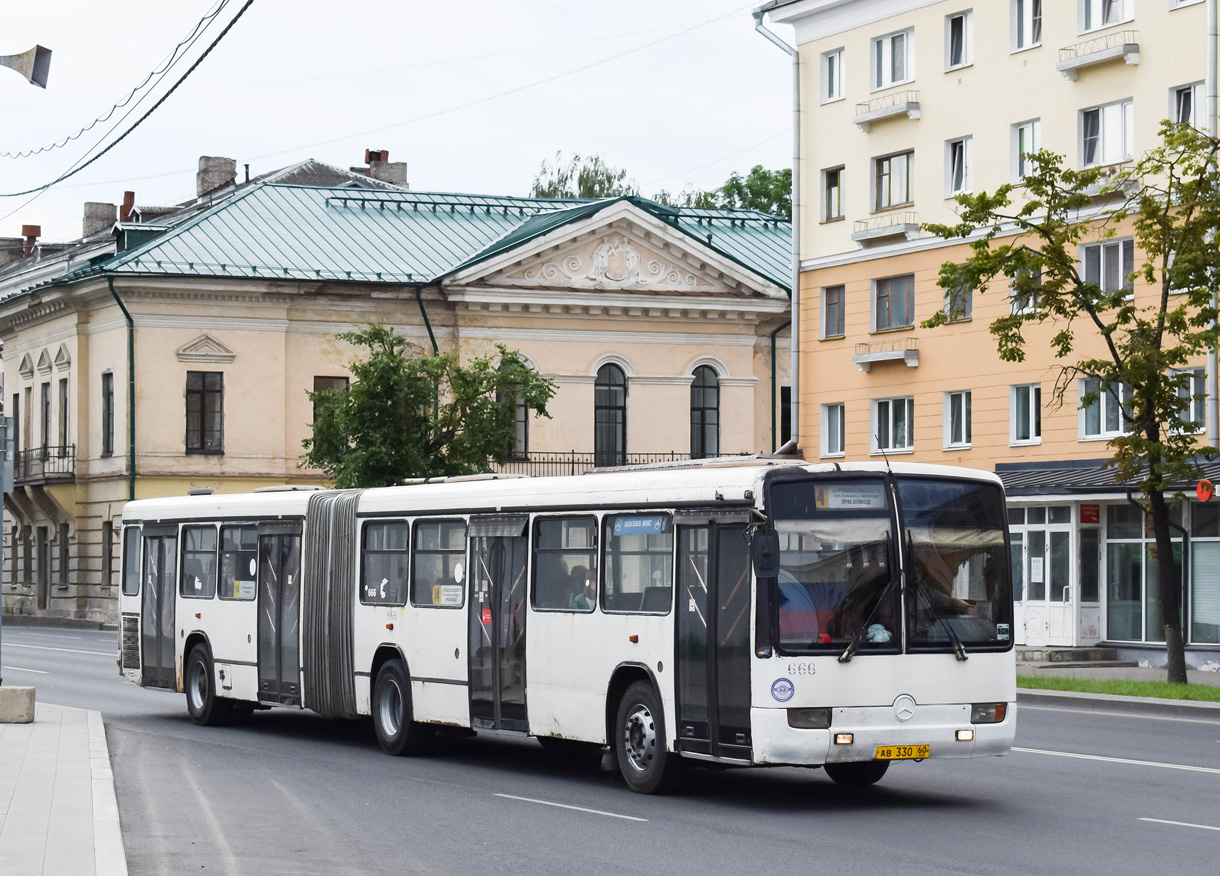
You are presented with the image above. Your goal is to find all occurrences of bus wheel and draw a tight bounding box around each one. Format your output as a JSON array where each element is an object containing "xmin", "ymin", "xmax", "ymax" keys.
[
  {"xmin": 372, "ymin": 659, "xmax": 434, "ymax": 757},
  {"xmin": 185, "ymin": 645, "xmax": 232, "ymax": 727},
  {"xmin": 824, "ymin": 760, "xmax": 889, "ymax": 787},
  {"xmin": 615, "ymin": 681, "xmax": 681, "ymax": 794}
]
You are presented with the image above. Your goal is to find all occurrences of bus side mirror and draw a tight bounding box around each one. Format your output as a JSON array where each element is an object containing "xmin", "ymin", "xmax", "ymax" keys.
[{"xmin": 752, "ymin": 531, "xmax": 781, "ymax": 578}]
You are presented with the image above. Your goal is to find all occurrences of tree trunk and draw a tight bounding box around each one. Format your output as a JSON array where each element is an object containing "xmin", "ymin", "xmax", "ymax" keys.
[{"xmin": 1147, "ymin": 489, "xmax": 1188, "ymax": 684}]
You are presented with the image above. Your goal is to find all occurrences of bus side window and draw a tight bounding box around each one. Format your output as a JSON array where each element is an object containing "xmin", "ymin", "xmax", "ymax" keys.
[
  {"xmin": 412, "ymin": 519, "xmax": 466, "ymax": 608},
  {"xmin": 532, "ymin": 516, "xmax": 597, "ymax": 612},
  {"xmin": 180, "ymin": 525, "xmax": 218, "ymax": 599},
  {"xmin": 219, "ymin": 525, "xmax": 258, "ymax": 601},
  {"xmin": 122, "ymin": 526, "xmax": 141, "ymax": 596},
  {"xmin": 602, "ymin": 514, "xmax": 673, "ymax": 614},
  {"xmin": 361, "ymin": 520, "xmax": 409, "ymax": 605}
]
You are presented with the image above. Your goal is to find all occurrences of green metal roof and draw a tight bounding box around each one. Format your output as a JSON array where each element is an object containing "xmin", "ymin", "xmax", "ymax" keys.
[{"xmin": 44, "ymin": 183, "xmax": 791, "ymax": 292}]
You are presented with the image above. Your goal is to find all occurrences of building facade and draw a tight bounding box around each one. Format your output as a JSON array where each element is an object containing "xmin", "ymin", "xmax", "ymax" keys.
[{"xmin": 762, "ymin": 0, "xmax": 1219, "ymax": 659}]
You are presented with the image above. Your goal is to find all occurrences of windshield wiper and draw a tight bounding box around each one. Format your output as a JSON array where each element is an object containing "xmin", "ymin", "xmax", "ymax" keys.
[
  {"xmin": 838, "ymin": 531, "xmax": 895, "ymax": 663},
  {"xmin": 907, "ymin": 533, "xmax": 968, "ymax": 661}
]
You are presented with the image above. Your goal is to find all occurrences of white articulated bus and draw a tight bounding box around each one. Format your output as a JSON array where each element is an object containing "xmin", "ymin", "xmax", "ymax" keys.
[{"xmin": 117, "ymin": 459, "xmax": 1016, "ymax": 793}]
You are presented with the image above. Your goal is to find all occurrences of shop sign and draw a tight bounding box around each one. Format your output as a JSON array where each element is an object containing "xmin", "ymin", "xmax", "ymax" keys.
[
  {"xmin": 1198, "ymin": 480, "xmax": 1215, "ymax": 503},
  {"xmin": 1080, "ymin": 504, "xmax": 1100, "ymax": 524}
]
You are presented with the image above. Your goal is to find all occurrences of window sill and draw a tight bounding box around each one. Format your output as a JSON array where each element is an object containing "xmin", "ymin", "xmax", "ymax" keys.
[
  {"xmin": 945, "ymin": 317, "xmax": 973, "ymax": 325},
  {"xmin": 945, "ymin": 192, "xmax": 972, "ymax": 200},
  {"xmin": 1010, "ymin": 43, "xmax": 1042, "ymax": 55},
  {"xmin": 944, "ymin": 62, "xmax": 973, "ymax": 73},
  {"xmin": 1080, "ymin": 434, "xmax": 1125, "ymax": 442},
  {"xmin": 820, "ymin": 452, "xmax": 846, "ymax": 460},
  {"xmin": 185, "ymin": 450, "xmax": 225, "ymax": 456},
  {"xmin": 943, "ymin": 444, "xmax": 972, "ymax": 452},
  {"xmin": 820, "ymin": 95, "xmax": 845, "ymax": 106},
  {"xmin": 870, "ymin": 447, "xmax": 913, "ymax": 456},
  {"xmin": 870, "ymin": 202, "xmax": 914, "ymax": 215},
  {"xmin": 870, "ymin": 79, "xmax": 915, "ymax": 94},
  {"xmin": 820, "ymin": 216, "xmax": 846, "ymax": 225},
  {"xmin": 821, "ymin": 333, "xmax": 846, "ymax": 341},
  {"xmin": 1010, "ymin": 438, "xmax": 1042, "ymax": 447},
  {"xmin": 1078, "ymin": 23, "xmax": 1134, "ymax": 38},
  {"xmin": 871, "ymin": 325, "xmax": 915, "ymax": 335}
]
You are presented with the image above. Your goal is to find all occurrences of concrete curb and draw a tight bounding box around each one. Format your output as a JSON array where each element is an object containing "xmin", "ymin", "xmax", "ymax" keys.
[
  {"xmin": 1017, "ymin": 687, "xmax": 1220, "ymax": 721},
  {"xmin": 87, "ymin": 710, "xmax": 128, "ymax": 876},
  {"xmin": 0, "ymin": 614, "xmax": 116, "ymax": 632}
]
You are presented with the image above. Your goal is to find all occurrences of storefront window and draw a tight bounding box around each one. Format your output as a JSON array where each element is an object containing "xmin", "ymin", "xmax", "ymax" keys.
[
  {"xmin": 1104, "ymin": 504, "xmax": 1183, "ymax": 643},
  {"xmin": 1191, "ymin": 503, "xmax": 1220, "ymax": 644}
]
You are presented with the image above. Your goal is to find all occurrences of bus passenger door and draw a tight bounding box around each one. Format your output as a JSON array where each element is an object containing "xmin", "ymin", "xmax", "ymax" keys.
[
  {"xmin": 139, "ymin": 525, "xmax": 178, "ymax": 689},
  {"xmin": 257, "ymin": 522, "xmax": 303, "ymax": 706},
  {"xmin": 676, "ymin": 522, "xmax": 752, "ymax": 760},
  {"xmin": 468, "ymin": 516, "xmax": 529, "ymax": 732}
]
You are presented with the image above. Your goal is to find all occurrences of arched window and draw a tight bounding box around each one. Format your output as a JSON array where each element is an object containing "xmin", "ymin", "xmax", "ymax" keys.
[
  {"xmin": 594, "ymin": 363, "xmax": 627, "ymax": 467},
  {"xmin": 690, "ymin": 365, "xmax": 720, "ymax": 459},
  {"xmin": 496, "ymin": 363, "xmax": 529, "ymax": 461}
]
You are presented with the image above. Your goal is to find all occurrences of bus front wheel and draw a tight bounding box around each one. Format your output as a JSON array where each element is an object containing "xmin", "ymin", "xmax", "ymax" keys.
[
  {"xmin": 615, "ymin": 681, "xmax": 681, "ymax": 794},
  {"xmin": 824, "ymin": 760, "xmax": 890, "ymax": 787},
  {"xmin": 372, "ymin": 659, "xmax": 433, "ymax": 756},
  {"xmin": 185, "ymin": 644, "xmax": 232, "ymax": 727}
]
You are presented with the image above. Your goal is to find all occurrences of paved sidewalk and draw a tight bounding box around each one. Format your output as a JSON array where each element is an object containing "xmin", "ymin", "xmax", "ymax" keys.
[{"xmin": 0, "ymin": 703, "xmax": 127, "ymax": 876}]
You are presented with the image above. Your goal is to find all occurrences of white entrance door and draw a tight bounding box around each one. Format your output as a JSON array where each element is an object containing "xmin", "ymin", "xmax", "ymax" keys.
[{"xmin": 1012, "ymin": 506, "xmax": 1075, "ymax": 646}]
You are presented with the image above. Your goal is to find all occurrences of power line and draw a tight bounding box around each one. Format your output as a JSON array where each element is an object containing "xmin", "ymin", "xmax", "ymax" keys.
[
  {"xmin": 0, "ymin": 0, "xmax": 232, "ymax": 159},
  {"xmin": 642, "ymin": 129, "xmax": 788, "ymax": 187}
]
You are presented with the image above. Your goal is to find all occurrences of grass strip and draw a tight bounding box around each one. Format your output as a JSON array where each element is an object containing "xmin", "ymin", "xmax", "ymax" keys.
[{"xmin": 1017, "ymin": 674, "xmax": 1220, "ymax": 703}]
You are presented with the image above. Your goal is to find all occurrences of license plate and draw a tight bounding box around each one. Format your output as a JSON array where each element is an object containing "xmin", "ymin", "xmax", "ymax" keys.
[{"xmin": 875, "ymin": 744, "xmax": 930, "ymax": 760}]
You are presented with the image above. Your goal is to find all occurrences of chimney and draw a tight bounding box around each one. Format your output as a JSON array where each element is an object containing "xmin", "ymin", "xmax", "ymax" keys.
[
  {"xmin": 120, "ymin": 191, "xmax": 136, "ymax": 223},
  {"xmin": 83, "ymin": 202, "xmax": 117, "ymax": 237},
  {"xmin": 196, "ymin": 156, "xmax": 237, "ymax": 198},
  {"xmin": 362, "ymin": 148, "xmax": 408, "ymax": 188},
  {"xmin": 22, "ymin": 225, "xmax": 40, "ymax": 258}
]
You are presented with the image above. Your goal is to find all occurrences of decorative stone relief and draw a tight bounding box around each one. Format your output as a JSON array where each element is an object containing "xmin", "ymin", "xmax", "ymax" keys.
[
  {"xmin": 54, "ymin": 344, "xmax": 71, "ymax": 371},
  {"xmin": 176, "ymin": 333, "xmax": 236, "ymax": 364},
  {"xmin": 513, "ymin": 232, "xmax": 711, "ymax": 292},
  {"xmin": 18, "ymin": 353, "xmax": 33, "ymax": 379},
  {"xmin": 36, "ymin": 349, "xmax": 52, "ymax": 375}
]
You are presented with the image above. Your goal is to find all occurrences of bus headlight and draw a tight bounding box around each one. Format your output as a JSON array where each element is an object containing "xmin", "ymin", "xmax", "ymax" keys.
[
  {"xmin": 787, "ymin": 708, "xmax": 832, "ymax": 729},
  {"xmin": 970, "ymin": 703, "xmax": 1007, "ymax": 724}
]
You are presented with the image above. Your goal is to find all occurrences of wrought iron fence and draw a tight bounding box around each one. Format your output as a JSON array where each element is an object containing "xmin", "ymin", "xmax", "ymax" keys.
[
  {"xmin": 492, "ymin": 451, "xmax": 691, "ymax": 478},
  {"xmin": 14, "ymin": 446, "xmax": 75, "ymax": 485}
]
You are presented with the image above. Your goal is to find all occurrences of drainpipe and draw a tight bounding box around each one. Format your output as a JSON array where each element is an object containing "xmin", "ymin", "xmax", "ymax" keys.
[
  {"xmin": 770, "ymin": 320, "xmax": 790, "ymax": 451},
  {"xmin": 754, "ymin": 9, "xmax": 801, "ymax": 456},
  {"xmin": 415, "ymin": 285, "xmax": 439, "ymax": 419},
  {"xmin": 107, "ymin": 277, "xmax": 135, "ymax": 502},
  {"xmin": 1208, "ymin": 0, "xmax": 1219, "ymax": 449}
]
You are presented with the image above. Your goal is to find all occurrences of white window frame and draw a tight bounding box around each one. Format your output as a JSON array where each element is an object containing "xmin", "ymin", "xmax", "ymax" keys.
[
  {"xmin": 1080, "ymin": 99, "xmax": 1133, "ymax": 168},
  {"xmin": 871, "ymin": 28, "xmax": 915, "ymax": 91},
  {"xmin": 821, "ymin": 284, "xmax": 846, "ymax": 339},
  {"xmin": 943, "ymin": 282, "xmax": 972, "ymax": 322},
  {"xmin": 821, "ymin": 48, "xmax": 845, "ymax": 104},
  {"xmin": 1011, "ymin": 0, "xmax": 1043, "ymax": 52},
  {"xmin": 873, "ymin": 150, "xmax": 914, "ymax": 211},
  {"xmin": 1174, "ymin": 368, "xmax": 1206, "ymax": 434},
  {"xmin": 945, "ymin": 10, "xmax": 973, "ymax": 71},
  {"xmin": 872, "ymin": 396, "xmax": 915, "ymax": 453},
  {"xmin": 1171, "ymin": 0, "xmax": 1204, "ymax": 8},
  {"xmin": 943, "ymin": 390, "xmax": 972, "ymax": 449},
  {"xmin": 1009, "ymin": 268, "xmax": 1042, "ymax": 314},
  {"xmin": 1011, "ymin": 383, "xmax": 1042, "ymax": 445},
  {"xmin": 823, "ymin": 166, "xmax": 844, "ymax": 222},
  {"xmin": 1080, "ymin": 0, "xmax": 1133, "ymax": 33},
  {"xmin": 1171, "ymin": 82, "xmax": 1204, "ymax": 129},
  {"xmin": 1081, "ymin": 238, "xmax": 1136, "ymax": 297},
  {"xmin": 945, "ymin": 136, "xmax": 973, "ymax": 197},
  {"xmin": 1080, "ymin": 377, "xmax": 1132, "ymax": 439},
  {"xmin": 821, "ymin": 403, "xmax": 846, "ymax": 457},
  {"xmin": 1012, "ymin": 118, "xmax": 1041, "ymax": 180}
]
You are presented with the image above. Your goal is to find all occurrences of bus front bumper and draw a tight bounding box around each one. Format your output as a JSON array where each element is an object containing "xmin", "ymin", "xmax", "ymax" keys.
[{"xmin": 750, "ymin": 703, "xmax": 1016, "ymax": 766}]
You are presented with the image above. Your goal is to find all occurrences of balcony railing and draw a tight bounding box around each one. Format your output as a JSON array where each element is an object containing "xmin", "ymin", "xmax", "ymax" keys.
[
  {"xmin": 14, "ymin": 446, "xmax": 76, "ymax": 486},
  {"xmin": 852, "ymin": 211, "xmax": 920, "ymax": 244},
  {"xmin": 492, "ymin": 451, "xmax": 691, "ymax": 477},
  {"xmin": 853, "ymin": 90, "xmax": 920, "ymax": 132},
  {"xmin": 1057, "ymin": 30, "xmax": 1139, "ymax": 80}
]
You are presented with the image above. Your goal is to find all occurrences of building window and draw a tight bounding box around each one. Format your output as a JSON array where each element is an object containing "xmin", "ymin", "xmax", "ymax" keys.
[
  {"xmin": 495, "ymin": 366, "xmax": 529, "ymax": 461},
  {"xmin": 40, "ymin": 381, "xmax": 50, "ymax": 455},
  {"xmin": 780, "ymin": 386, "xmax": 792, "ymax": 447},
  {"xmin": 186, "ymin": 371, "xmax": 224, "ymax": 453},
  {"xmin": 823, "ymin": 167, "xmax": 843, "ymax": 221},
  {"xmin": 1172, "ymin": 0, "xmax": 1204, "ymax": 8},
  {"xmin": 1191, "ymin": 502, "xmax": 1220, "ymax": 644},
  {"xmin": 823, "ymin": 284, "xmax": 846, "ymax": 338},
  {"xmin": 874, "ymin": 151, "xmax": 913, "ymax": 210},
  {"xmin": 946, "ymin": 137, "xmax": 972, "ymax": 197},
  {"xmin": 873, "ymin": 274, "xmax": 914, "ymax": 331},
  {"xmin": 10, "ymin": 393, "xmax": 18, "ymax": 457},
  {"xmin": 311, "ymin": 375, "xmax": 348, "ymax": 426},
  {"xmin": 944, "ymin": 391, "xmax": 971, "ymax": 448},
  {"xmin": 594, "ymin": 363, "xmax": 627, "ymax": 467},
  {"xmin": 1082, "ymin": 377, "xmax": 1131, "ymax": 438},
  {"xmin": 872, "ymin": 29, "xmax": 914, "ymax": 90},
  {"xmin": 1081, "ymin": 99, "xmax": 1133, "ymax": 167},
  {"xmin": 1010, "ymin": 267, "xmax": 1043, "ymax": 314},
  {"xmin": 58, "ymin": 523, "xmax": 69, "ymax": 586},
  {"xmin": 1175, "ymin": 368, "xmax": 1206, "ymax": 433},
  {"xmin": 873, "ymin": 396, "xmax": 915, "ymax": 452},
  {"xmin": 1172, "ymin": 82, "xmax": 1204, "ymax": 128},
  {"xmin": 822, "ymin": 403, "xmax": 845, "ymax": 457},
  {"xmin": 102, "ymin": 520, "xmax": 113, "ymax": 589},
  {"xmin": 101, "ymin": 373, "xmax": 114, "ymax": 457},
  {"xmin": 821, "ymin": 48, "xmax": 844, "ymax": 103},
  {"xmin": 22, "ymin": 527, "xmax": 32, "ymax": 585},
  {"xmin": 690, "ymin": 366, "xmax": 720, "ymax": 459},
  {"xmin": 944, "ymin": 283, "xmax": 972, "ymax": 322},
  {"xmin": 1013, "ymin": 0, "xmax": 1042, "ymax": 50},
  {"xmin": 1014, "ymin": 119, "xmax": 1041, "ymax": 179},
  {"xmin": 1082, "ymin": 238, "xmax": 1135, "ymax": 295},
  {"xmin": 945, "ymin": 11, "xmax": 972, "ymax": 70},
  {"xmin": 1105, "ymin": 503, "xmax": 1182, "ymax": 643},
  {"xmin": 1081, "ymin": 0, "xmax": 1132, "ymax": 33},
  {"xmin": 58, "ymin": 377, "xmax": 68, "ymax": 449},
  {"xmin": 1011, "ymin": 384, "xmax": 1042, "ymax": 444}
]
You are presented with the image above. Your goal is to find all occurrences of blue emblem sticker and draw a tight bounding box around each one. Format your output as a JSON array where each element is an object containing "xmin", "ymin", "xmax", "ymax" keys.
[
  {"xmin": 612, "ymin": 515, "xmax": 666, "ymax": 536},
  {"xmin": 771, "ymin": 678, "xmax": 795, "ymax": 702}
]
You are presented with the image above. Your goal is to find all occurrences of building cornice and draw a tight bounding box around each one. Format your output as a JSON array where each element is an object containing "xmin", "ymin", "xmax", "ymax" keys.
[{"xmin": 765, "ymin": 0, "xmax": 943, "ymax": 45}]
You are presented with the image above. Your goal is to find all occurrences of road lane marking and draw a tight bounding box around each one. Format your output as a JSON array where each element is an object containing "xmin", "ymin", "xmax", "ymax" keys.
[
  {"xmin": 20, "ymin": 632, "xmax": 82, "ymax": 640},
  {"xmin": 1, "ymin": 665, "xmax": 48, "ymax": 674},
  {"xmin": 1139, "ymin": 818, "xmax": 1220, "ymax": 833},
  {"xmin": 6, "ymin": 642, "xmax": 112, "ymax": 657},
  {"xmin": 1020, "ymin": 704, "xmax": 1220, "ymax": 726},
  {"xmin": 181, "ymin": 763, "xmax": 242, "ymax": 876},
  {"xmin": 1014, "ymin": 747, "xmax": 1220, "ymax": 775},
  {"xmin": 494, "ymin": 793, "xmax": 648, "ymax": 822}
]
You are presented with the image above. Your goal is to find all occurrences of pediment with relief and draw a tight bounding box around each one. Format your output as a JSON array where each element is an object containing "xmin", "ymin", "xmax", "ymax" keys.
[{"xmin": 177, "ymin": 333, "xmax": 235, "ymax": 364}]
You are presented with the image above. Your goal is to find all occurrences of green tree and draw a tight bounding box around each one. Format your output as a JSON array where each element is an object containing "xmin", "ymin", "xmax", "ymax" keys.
[
  {"xmin": 922, "ymin": 122, "xmax": 1220, "ymax": 684},
  {"xmin": 653, "ymin": 165, "xmax": 791, "ymax": 219},
  {"xmin": 531, "ymin": 152, "xmax": 638, "ymax": 199},
  {"xmin": 303, "ymin": 325, "xmax": 555, "ymax": 488}
]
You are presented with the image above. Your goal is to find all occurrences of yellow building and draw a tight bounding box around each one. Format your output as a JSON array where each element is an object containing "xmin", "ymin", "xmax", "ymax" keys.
[{"xmin": 760, "ymin": 0, "xmax": 1220, "ymax": 658}]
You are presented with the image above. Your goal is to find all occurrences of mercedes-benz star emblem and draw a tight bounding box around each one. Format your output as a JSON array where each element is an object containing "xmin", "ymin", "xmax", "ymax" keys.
[{"xmin": 893, "ymin": 694, "xmax": 917, "ymax": 722}]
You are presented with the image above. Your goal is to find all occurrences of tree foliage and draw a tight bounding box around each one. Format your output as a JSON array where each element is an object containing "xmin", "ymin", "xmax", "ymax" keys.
[
  {"xmin": 303, "ymin": 326, "xmax": 555, "ymax": 488},
  {"xmin": 531, "ymin": 151, "xmax": 638, "ymax": 199},
  {"xmin": 923, "ymin": 122, "xmax": 1220, "ymax": 683},
  {"xmin": 655, "ymin": 165, "xmax": 792, "ymax": 219}
]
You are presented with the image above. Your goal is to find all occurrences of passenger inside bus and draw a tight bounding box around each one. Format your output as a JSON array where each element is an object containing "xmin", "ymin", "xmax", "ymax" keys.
[{"xmin": 567, "ymin": 565, "xmax": 594, "ymax": 610}]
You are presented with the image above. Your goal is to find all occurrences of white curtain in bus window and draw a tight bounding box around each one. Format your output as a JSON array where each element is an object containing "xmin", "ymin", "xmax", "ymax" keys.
[
  {"xmin": 602, "ymin": 514, "xmax": 673, "ymax": 613},
  {"xmin": 412, "ymin": 520, "xmax": 466, "ymax": 608},
  {"xmin": 219, "ymin": 525, "xmax": 257, "ymax": 601},
  {"xmin": 180, "ymin": 526, "xmax": 218, "ymax": 599},
  {"xmin": 532, "ymin": 517, "xmax": 597, "ymax": 611},
  {"xmin": 361, "ymin": 521, "xmax": 409, "ymax": 605}
]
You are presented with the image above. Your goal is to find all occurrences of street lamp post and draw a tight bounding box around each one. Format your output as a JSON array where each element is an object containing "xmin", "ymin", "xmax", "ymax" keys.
[{"xmin": 0, "ymin": 44, "xmax": 51, "ymax": 88}]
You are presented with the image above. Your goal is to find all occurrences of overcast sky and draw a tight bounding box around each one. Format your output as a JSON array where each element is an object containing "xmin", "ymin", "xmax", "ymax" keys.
[{"xmin": 0, "ymin": 0, "xmax": 792, "ymax": 242}]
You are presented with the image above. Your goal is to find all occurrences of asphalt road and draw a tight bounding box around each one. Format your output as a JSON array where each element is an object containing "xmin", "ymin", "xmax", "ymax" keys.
[{"xmin": 3, "ymin": 625, "xmax": 1218, "ymax": 876}]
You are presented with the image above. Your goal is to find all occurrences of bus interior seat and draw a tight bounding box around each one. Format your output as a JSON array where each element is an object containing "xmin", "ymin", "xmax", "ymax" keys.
[{"xmin": 640, "ymin": 587, "xmax": 671, "ymax": 612}]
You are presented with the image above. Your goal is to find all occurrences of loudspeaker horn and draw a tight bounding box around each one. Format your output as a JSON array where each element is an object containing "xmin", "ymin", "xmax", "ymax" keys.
[{"xmin": 0, "ymin": 45, "xmax": 51, "ymax": 89}]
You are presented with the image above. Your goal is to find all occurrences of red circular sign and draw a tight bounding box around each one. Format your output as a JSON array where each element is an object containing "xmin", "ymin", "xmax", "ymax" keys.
[{"xmin": 1198, "ymin": 479, "xmax": 1215, "ymax": 503}]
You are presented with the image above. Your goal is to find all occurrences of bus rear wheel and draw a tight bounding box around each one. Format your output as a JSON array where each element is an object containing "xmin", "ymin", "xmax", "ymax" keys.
[
  {"xmin": 824, "ymin": 760, "xmax": 889, "ymax": 787},
  {"xmin": 615, "ymin": 681, "xmax": 681, "ymax": 794},
  {"xmin": 185, "ymin": 644, "xmax": 232, "ymax": 727},
  {"xmin": 373, "ymin": 659, "xmax": 433, "ymax": 756}
]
